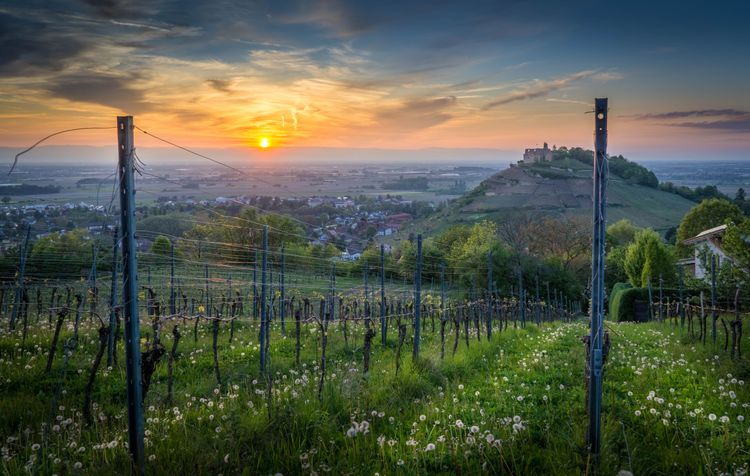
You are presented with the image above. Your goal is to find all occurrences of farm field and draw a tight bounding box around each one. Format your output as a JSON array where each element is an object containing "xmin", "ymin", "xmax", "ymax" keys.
[{"xmin": 2, "ymin": 314, "xmax": 749, "ymax": 475}]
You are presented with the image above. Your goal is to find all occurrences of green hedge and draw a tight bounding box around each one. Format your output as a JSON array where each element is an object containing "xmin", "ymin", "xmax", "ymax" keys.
[
  {"xmin": 609, "ymin": 282, "xmax": 703, "ymax": 322},
  {"xmin": 609, "ymin": 283, "xmax": 649, "ymax": 322}
]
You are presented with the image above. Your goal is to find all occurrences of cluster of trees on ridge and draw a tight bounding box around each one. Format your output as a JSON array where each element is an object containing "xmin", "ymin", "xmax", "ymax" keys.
[
  {"xmin": 549, "ymin": 146, "xmax": 731, "ymax": 204},
  {"xmin": 551, "ymin": 146, "xmax": 659, "ymax": 188}
]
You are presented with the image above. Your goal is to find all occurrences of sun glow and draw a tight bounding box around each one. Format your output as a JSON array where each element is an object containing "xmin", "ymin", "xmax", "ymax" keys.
[{"xmin": 259, "ymin": 137, "xmax": 270, "ymax": 149}]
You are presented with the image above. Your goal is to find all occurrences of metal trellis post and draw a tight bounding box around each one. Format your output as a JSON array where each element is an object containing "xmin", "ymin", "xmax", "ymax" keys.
[
  {"xmin": 9, "ymin": 225, "xmax": 30, "ymax": 330},
  {"xmin": 280, "ymin": 246, "xmax": 285, "ymax": 335},
  {"xmin": 587, "ymin": 97, "xmax": 608, "ymax": 458},
  {"xmin": 117, "ymin": 116, "xmax": 144, "ymax": 474},
  {"xmin": 486, "ymin": 250, "xmax": 492, "ymax": 338},
  {"xmin": 259, "ymin": 225, "xmax": 268, "ymax": 373},
  {"xmin": 413, "ymin": 234, "xmax": 422, "ymax": 360},
  {"xmin": 380, "ymin": 244, "xmax": 386, "ymax": 345},
  {"xmin": 169, "ymin": 240, "xmax": 176, "ymax": 315}
]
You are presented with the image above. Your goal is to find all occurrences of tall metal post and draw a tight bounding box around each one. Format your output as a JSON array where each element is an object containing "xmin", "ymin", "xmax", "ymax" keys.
[
  {"xmin": 117, "ymin": 116, "xmax": 144, "ymax": 474},
  {"xmin": 259, "ymin": 226, "xmax": 268, "ymax": 373},
  {"xmin": 9, "ymin": 226, "xmax": 30, "ymax": 330},
  {"xmin": 587, "ymin": 97, "xmax": 608, "ymax": 458},
  {"xmin": 280, "ymin": 246, "xmax": 285, "ymax": 335},
  {"xmin": 204, "ymin": 264, "xmax": 210, "ymax": 317},
  {"xmin": 107, "ymin": 227, "xmax": 118, "ymax": 367},
  {"xmin": 90, "ymin": 243, "xmax": 98, "ymax": 320},
  {"xmin": 412, "ymin": 234, "xmax": 422, "ymax": 360},
  {"xmin": 169, "ymin": 240, "xmax": 176, "ymax": 315},
  {"xmin": 380, "ymin": 244, "xmax": 386, "ymax": 345},
  {"xmin": 486, "ymin": 250, "xmax": 493, "ymax": 338},
  {"xmin": 326, "ymin": 262, "xmax": 336, "ymax": 320}
]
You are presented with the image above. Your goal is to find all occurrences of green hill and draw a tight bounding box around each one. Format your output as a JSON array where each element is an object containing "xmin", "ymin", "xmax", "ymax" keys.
[{"xmin": 406, "ymin": 156, "xmax": 695, "ymax": 236}]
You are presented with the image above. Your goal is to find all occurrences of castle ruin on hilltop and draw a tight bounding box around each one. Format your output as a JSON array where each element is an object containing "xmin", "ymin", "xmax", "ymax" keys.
[{"xmin": 522, "ymin": 142, "xmax": 553, "ymax": 163}]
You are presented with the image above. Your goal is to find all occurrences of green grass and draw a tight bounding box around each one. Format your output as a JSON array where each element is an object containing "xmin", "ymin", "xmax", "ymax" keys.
[
  {"xmin": 1, "ymin": 315, "xmax": 749, "ymax": 475},
  {"xmin": 607, "ymin": 180, "xmax": 695, "ymax": 232}
]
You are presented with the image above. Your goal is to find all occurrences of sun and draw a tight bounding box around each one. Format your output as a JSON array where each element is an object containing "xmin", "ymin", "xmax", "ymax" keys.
[{"xmin": 259, "ymin": 137, "xmax": 270, "ymax": 149}]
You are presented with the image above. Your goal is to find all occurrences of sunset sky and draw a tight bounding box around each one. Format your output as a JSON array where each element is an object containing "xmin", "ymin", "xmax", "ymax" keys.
[{"xmin": 1, "ymin": 0, "xmax": 749, "ymax": 160}]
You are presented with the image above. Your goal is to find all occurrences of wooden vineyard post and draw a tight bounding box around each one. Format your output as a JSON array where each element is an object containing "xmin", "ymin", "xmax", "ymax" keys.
[
  {"xmin": 117, "ymin": 116, "xmax": 144, "ymax": 474},
  {"xmin": 587, "ymin": 97, "xmax": 608, "ymax": 459},
  {"xmin": 678, "ymin": 265, "xmax": 685, "ymax": 328},
  {"xmin": 535, "ymin": 272, "xmax": 540, "ymax": 326},
  {"xmin": 711, "ymin": 255, "xmax": 718, "ymax": 344},
  {"xmin": 659, "ymin": 274, "xmax": 664, "ymax": 322},
  {"xmin": 647, "ymin": 276, "xmax": 654, "ymax": 321},
  {"xmin": 364, "ymin": 262, "xmax": 370, "ymax": 328}
]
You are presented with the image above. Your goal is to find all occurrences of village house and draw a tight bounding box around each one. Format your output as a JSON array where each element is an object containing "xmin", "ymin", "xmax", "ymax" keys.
[{"xmin": 678, "ymin": 224, "xmax": 734, "ymax": 279}]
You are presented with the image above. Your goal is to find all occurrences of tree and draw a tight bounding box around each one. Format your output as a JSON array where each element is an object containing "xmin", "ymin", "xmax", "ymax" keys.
[
  {"xmin": 676, "ymin": 199, "xmax": 744, "ymax": 257},
  {"xmin": 664, "ymin": 226, "xmax": 677, "ymax": 245},
  {"xmin": 497, "ymin": 214, "xmax": 535, "ymax": 259},
  {"xmin": 150, "ymin": 235, "xmax": 172, "ymax": 265},
  {"xmin": 139, "ymin": 213, "xmax": 194, "ymax": 237},
  {"xmin": 735, "ymin": 188, "xmax": 750, "ymax": 215},
  {"xmin": 184, "ymin": 207, "xmax": 305, "ymax": 263},
  {"xmin": 623, "ymin": 229, "xmax": 676, "ymax": 287},
  {"xmin": 524, "ymin": 215, "xmax": 590, "ymax": 272},
  {"xmin": 27, "ymin": 229, "xmax": 96, "ymax": 279},
  {"xmin": 605, "ymin": 245, "xmax": 628, "ymax": 292},
  {"xmin": 607, "ymin": 219, "xmax": 640, "ymax": 247},
  {"xmin": 723, "ymin": 218, "xmax": 750, "ymax": 275},
  {"xmin": 1, "ymin": 196, "xmax": 10, "ymax": 204}
]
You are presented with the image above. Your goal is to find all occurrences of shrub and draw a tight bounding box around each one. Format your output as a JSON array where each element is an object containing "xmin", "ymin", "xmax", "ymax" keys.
[
  {"xmin": 609, "ymin": 282, "xmax": 702, "ymax": 322},
  {"xmin": 609, "ymin": 285, "xmax": 649, "ymax": 322}
]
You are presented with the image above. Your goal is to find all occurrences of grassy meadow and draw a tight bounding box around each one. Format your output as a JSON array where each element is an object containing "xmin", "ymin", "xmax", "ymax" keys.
[{"xmin": 1, "ymin": 312, "xmax": 750, "ymax": 475}]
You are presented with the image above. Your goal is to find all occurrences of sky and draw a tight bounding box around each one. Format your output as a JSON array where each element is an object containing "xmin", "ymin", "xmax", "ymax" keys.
[{"xmin": 1, "ymin": 0, "xmax": 749, "ymax": 162}]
